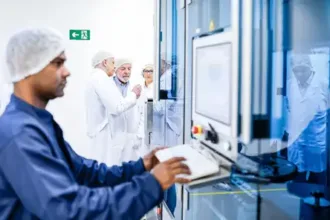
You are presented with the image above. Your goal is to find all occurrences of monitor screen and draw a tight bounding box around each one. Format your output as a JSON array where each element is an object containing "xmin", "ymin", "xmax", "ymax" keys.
[{"xmin": 195, "ymin": 42, "xmax": 232, "ymax": 125}]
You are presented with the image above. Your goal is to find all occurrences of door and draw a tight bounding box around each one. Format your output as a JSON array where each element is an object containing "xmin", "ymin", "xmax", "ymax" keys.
[
  {"xmin": 182, "ymin": 1, "xmax": 256, "ymax": 220},
  {"xmin": 152, "ymin": 0, "xmax": 186, "ymax": 218},
  {"xmin": 152, "ymin": 0, "xmax": 185, "ymax": 148},
  {"xmin": 263, "ymin": 0, "xmax": 330, "ymax": 219}
]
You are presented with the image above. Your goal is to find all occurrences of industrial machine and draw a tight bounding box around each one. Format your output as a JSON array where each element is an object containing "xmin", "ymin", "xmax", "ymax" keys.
[
  {"xmin": 183, "ymin": 25, "xmax": 297, "ymax": 188},
  {"xmin": 152, "ymin": 0, "xmax": 330, "ymax": 219}
]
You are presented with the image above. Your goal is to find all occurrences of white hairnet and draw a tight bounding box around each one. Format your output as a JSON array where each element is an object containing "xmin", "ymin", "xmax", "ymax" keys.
[
  {"xmin": 115, "ymin": 58, "xmax": 132, "ymax": 69},
  {"xmin": 142, "ymin": 64, "xmax": 153, "ymax": 75},
  {"xmin": 143, "ymin": 64, "xmax": 153, "ymax": 70},
  {"xmin": 291, "ymin": 54, "xmax": 312, "ymax": 70},
  {"xmin": 92, "ymin": 50, "xmax": 114, "ymax": 67},
  {"xmin": 6, "ymin": 27, "xmax": 65, "ymax": 83}
]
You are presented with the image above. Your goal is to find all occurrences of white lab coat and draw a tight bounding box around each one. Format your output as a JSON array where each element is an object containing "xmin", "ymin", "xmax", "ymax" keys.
[
  {"xmin": 114, "ymin": 81, "xmax": 149, "ymax": 163},
  {"xmin": 151, "ymin": 70, "xmax": 183, "ymax": 147},
  {"xmin": 286, "ymin": 75, "xmax": 327, "ymax": 146},
  {"xmin": 286, "ymin": 74, "xmax": 327, "ymax": 172},
  {"xmin": 144, "ymin": 82, "xmax": 154, "ymax": 100},
  {"xmin": 85, "ymin": 68, "xmax": 138, "ymax": 166}
]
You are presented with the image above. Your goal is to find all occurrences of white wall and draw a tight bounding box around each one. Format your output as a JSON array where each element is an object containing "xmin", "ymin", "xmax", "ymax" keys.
[{"xmin": 0, "ymin": 0, "xmax": 154, "ymax": 157}]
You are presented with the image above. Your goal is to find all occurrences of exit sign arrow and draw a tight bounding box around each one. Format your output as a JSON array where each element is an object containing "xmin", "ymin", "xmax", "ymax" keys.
[
  {"xmin": 71, "ymin": 32, "xmax": 79, "ymax": 38},
  {"xmin": 69, "ymin": 30, "xmax": 90, "ymax": 40}
]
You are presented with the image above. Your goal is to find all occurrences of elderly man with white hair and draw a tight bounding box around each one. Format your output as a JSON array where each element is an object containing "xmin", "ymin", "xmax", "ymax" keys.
[
  {"xmin": 0, "ymin": 27, "xmax": 191, "ymax": 220},
  {"xmin": 85, "ymin": 52, "xmax": 142, "ymax": 165},
  {"xmin": 111, "ymin": 58, "xmax": 148, "ymax": 164}
]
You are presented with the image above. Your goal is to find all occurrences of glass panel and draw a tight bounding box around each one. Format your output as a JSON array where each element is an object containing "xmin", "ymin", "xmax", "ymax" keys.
[
  {"xmin": 152, "ymin": 0, "xmax": 184, "ymax": 147},
  {"xmin": 183, "ymin": 0, "xmax": 330, "ymax": 219},
  {"xmin": 184, "ymin": 1, "xmax": 252, "ymax": 220},
  {"xmin": 264, "ymin": 0, "xmax": 330, "ymax": 219},
  {"xmin": 184, "ymin": 0, "xmax": 231, "ymax": 142},
  {"xmin": 194, "ymin": 0, "xmax": 231, "ymax": 33},
  {"xmin": 152, "ymin": 0, "xmax": 185, "ymax": 218},
  {"xmin": 185, "ymin": 183, "xmax": 259, "ymax": 220}
]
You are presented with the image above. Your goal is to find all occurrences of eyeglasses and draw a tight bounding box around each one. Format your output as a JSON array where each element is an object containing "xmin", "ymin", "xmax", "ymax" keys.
[{"xmin": 143, "ymin": 70, "xmax": 153, "ymax": 73}]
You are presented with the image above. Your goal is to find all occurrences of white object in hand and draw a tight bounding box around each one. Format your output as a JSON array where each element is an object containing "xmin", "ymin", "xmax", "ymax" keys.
[{"xmin": 155, "ymin": 144, "xmax": 220, "ymax": 180}]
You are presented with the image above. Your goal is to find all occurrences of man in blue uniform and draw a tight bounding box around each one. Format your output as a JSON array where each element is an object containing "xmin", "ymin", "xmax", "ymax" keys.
[{"xmin": 0, "ymin": 27, "xmax": 191, "ymax": 219}]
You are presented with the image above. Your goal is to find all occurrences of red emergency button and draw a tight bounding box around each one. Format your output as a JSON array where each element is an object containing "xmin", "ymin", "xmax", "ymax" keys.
[{"xmin": 192, "ymin": 125, "xmax": 203, "ymax": 134}]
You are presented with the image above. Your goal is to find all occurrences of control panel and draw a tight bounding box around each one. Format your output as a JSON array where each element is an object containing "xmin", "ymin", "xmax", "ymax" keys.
[
  {"xmin": 191, "ymin": 122, "xmax": 234, "ymax": 163},
  {"xmin": 192, "ymin": 124, "xmax": 220, "ymax": 144},
  {"xmin": 190, "ymin": 30, "xmax": 239, "ymax": 166}
]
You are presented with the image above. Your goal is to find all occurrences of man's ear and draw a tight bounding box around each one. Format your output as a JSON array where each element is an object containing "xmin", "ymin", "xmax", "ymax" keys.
[{"xmin": 102, "ymin": 59, "xmax": 107, "ymax": 67}]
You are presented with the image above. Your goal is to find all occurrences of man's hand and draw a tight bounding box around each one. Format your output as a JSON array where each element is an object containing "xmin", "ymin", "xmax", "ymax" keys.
[
  {"xmin": 152, "ymin": 157, "xmax": 191, "ymax": 190},
  {"xmin": 143, "ymin": 147, "xmax": 167, "ymax": 171},
  {"xmin": 132, "ymin": 85, "xmax": 142, "ymax": 98}
]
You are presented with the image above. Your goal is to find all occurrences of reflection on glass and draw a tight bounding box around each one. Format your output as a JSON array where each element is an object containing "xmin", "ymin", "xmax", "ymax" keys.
[
  {"xmin": 160, "ymin": 56, "xmax": 173, "ymax": 91},
  {"xmin": 152, "ymin": 57, "xmax": 183, "ymax": 147},
  {"xmin": 151, "ymin": 57, "xmax": 184, "ymax": 217},
  {"xmin": 270, "ymin": 0, "xmax": 330, "ymax": 218},
  {"xmin": 285, "ymin": 49, "xmax": 329, "ymax": 183},
  {"xmin": 155, "ymin": 0, "xmax": 186, "ymax": 216}
]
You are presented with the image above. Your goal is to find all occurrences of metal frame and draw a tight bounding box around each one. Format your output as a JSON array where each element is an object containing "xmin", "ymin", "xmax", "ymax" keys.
[
  {"xmin": 189, "ymin": 0, "xmax": 240, "ymax": 160},
  {"xmin": 192, "ymin": 32, "xmax": 234, "ymax": 136},
  {"xmin": 240, "ymin": 0, "xmax": 253, "ymax": 144},
  {"xmin": 153, "ymin": 0, "xmax": 161, "ymax": 101},
  {"xmin": 154, "ymin": 0, "xmax": 187, "ymax": 218},
  {"xmin": 183, "ymin": 0, "xmax": 193, "ymax": 145}
]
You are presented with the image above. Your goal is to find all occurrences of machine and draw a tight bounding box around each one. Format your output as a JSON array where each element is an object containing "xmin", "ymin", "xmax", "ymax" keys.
[
  {"xmin": 152, "ymin": 0, "xmax": 330, "ymax": 219},
  {"xmin": 182, "ymin": 29, "xmax": 242, "ymax": 187}
]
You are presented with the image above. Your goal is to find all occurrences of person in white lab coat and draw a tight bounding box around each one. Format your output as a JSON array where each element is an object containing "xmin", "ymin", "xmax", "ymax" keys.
[
  {"xmin": 112, "ymin": 58, "xmax": 148, "ymax": 163},
  {"xmin": 142, "ymin": 64, "xmax": 154, "ymax": 100},
  {"xmin": 285, "ymin": 53, "xmax": 327, "ymax": 182},
  {"xmin": 85, "ymin": 51, "xmax": 142, "ymax": 165}
]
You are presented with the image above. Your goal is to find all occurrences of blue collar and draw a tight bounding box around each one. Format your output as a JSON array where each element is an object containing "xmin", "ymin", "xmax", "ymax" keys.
[{"xmin": 9, "ymin": 94, "xmax": 54, "ymax": 122}]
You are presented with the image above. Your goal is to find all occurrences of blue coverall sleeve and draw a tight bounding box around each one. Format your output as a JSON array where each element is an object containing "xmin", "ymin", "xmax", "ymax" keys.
[
  {"xmin": 0, "ymin": 127, "xmax": 163, "ymax": 220},
  {"xmin": 66, "ymin": 142, "xmax": 147, "ymax": 187}
]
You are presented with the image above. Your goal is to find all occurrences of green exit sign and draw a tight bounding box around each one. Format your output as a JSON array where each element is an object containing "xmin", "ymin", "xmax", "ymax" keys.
[{"xmin": 69, "ymin": 29, "xmax": 90, "ymax": 40}]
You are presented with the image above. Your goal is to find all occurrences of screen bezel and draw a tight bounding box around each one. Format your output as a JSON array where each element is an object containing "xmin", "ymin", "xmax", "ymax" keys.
[{"xmin": 192, "ymin": 31, "xmax": 238, "ymax": 138}]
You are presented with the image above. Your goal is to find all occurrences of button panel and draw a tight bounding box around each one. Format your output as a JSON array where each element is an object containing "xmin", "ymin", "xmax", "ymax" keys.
[{"xmin": 192, "ymin": 123, "xmax": 232, "ymax": 153}]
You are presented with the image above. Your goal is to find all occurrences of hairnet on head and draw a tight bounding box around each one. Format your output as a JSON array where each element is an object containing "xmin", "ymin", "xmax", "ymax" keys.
[
  {"xmin": 6, "ymin": 27, "xmax": 65, "ymax": 83},
  {"xmin": 291, "ymin": 54, "xmax": 312, "ymax": 70},
  {"xmin": 115, "ymin": 58, "xmax": 132, "ymax": 69},
  {"xmin": 92, "ymin": 50, "xmax": 114, "ymax": 67},
  {"xmin": 142, "ymin": 64, "xmax": 153, "ymax": 75},
  {"xmin": 143, "ymin": 64, "xmax": 153, "ymax": 70}
]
